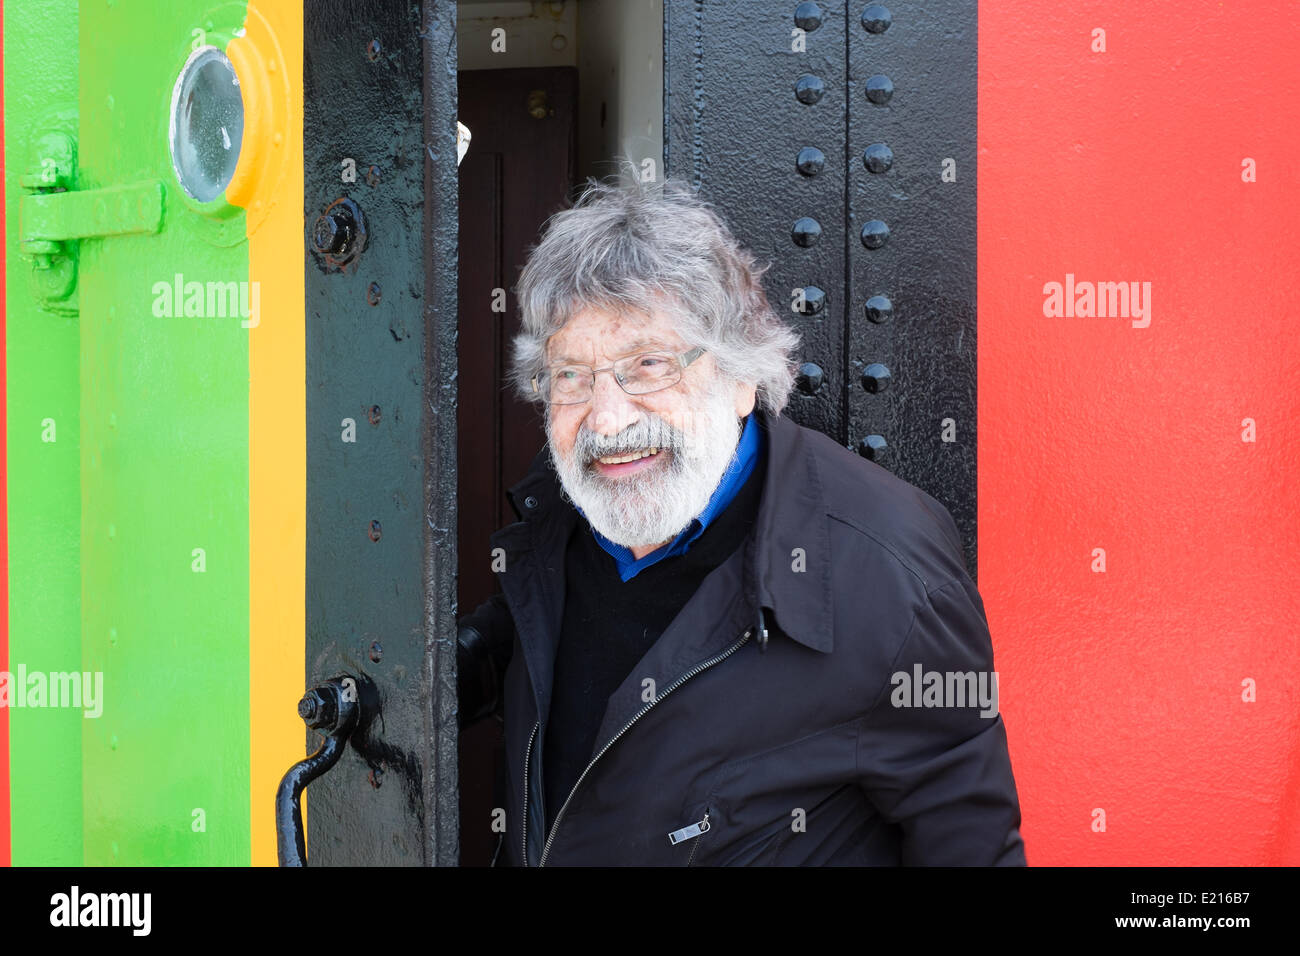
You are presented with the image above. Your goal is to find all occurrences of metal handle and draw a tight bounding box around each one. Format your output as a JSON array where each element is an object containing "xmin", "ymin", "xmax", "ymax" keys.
[{"xmin": 275, "ymin": 676, "xmax": 361, "ymax": 867}]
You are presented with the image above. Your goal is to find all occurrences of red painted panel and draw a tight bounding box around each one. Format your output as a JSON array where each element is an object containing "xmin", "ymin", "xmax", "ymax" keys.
[{"xmin": 979, "ymin": 0, "xmax": 1300, "ymax": 864}]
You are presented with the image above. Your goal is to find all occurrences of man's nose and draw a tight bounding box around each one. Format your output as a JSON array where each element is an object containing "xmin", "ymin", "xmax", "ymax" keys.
[{"xmin": 584, "ymin": 369, "xmax": 641, "ymax": 437}]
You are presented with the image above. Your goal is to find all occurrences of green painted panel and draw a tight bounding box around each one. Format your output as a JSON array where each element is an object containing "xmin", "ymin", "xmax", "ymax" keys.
[
  {"xmin": 4, "ymin": 0, "xmax": 83, "ymax": 866},
  {"xmin": 77, "ymin": 1, "xmax": 251, "ymax": 864}
]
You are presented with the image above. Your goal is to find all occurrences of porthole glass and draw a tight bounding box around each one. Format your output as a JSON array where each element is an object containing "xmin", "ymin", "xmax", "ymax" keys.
[{"xmin": 169, "ymin": 46, "xmax": 244, "ymax": 203}]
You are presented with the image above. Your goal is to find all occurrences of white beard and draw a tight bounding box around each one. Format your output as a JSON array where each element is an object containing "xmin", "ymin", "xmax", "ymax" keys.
[{"xmin": 547, "ymin": 380, "xmax": 743, "ymax": 550}]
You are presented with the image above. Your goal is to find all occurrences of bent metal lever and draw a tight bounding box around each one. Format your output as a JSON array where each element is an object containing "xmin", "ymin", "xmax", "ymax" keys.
[{"xmin": 275, "ymin": 676, "xmax": 360, "ymax": 866}]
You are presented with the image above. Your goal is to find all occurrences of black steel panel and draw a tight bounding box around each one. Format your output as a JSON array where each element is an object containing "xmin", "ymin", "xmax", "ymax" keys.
[
  {"xmin": 666, "ymin": 1, "xmax": 979, "ymax": 577},
  {"xmin": 665, "ymin": 0, "xmax": 848, "ymax": 440},
  {"xmin": 303, "ymin": 0, "xmax": 459, "ymax": 865},
  {"xmin": 846, "ymin": 1, "xmax": 978, "ymax": 577}
]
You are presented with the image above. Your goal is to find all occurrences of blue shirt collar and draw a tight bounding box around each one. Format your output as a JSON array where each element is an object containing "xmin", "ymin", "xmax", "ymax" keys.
[{"xmin": 575, "ymin": 412, "xmax": 763, "ymax": 582}]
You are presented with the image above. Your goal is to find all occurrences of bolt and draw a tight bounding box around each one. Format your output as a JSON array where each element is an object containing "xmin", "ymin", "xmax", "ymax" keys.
[
  {"xmin": 312, "ymin": 212, "xmax": 351, "ymax": 255},
  {"xmin": 794, "ymin": 74, "xmax": 825, "ymax": 105},
  {"xmin": 796, "ymin": 362, "xmax": 824, "ymax": 395},
  {"xmin": 861, "ymin": 4, "xmax": 892, "ymax": 34},
  {"xmin": 298, "ymin": 693, "xmax": 319, "ymax": 722},
  {"xmin": 860, "ymin": 219, "xmax": 890, "ymax": 250},
  {"xmin": 865, "ymin": 73, "xmax": 894, "ymax": 105},
  {"xmin": 864, "ymin": 294, "xmax": 893, "ymax": 324},
  {"xmin": 369, "ymin": 519, "xmax": 382, "ymax": 542},
  {"xmin": 863, "ymin": 143, "xmax": 894, "ymax": 174},
  {"xmin": 796, "ymin": 146, "xmax": 825, "ymax": 177},
  {"xmin": 861, "ymin": 363, "xmax": 892, "ymax": 393},
  {"xmin": 858, "ymin": 434, "xmax": 888, "ymax": 461},
  {"xmin": 369, "ymin": 641, "xmax": 383, "ymax": 663},
  {"xmin": 298, "ymin": 686, "xmax": 339, "ymax": 730},
  {"xmin": 791, "ymin": 217, "xmax": 822, "ymax": 248}
]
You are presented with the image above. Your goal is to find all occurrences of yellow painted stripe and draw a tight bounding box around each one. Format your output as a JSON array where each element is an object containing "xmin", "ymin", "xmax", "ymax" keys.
[{"xmin": 227, "ymin": 0, "xmax": 305, "ymax": 867}]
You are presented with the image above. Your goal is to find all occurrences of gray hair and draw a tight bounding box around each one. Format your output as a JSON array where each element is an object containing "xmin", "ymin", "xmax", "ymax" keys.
[{"xmin": 508, "ymin": 170, "xmax": 801, "ymax": 415}]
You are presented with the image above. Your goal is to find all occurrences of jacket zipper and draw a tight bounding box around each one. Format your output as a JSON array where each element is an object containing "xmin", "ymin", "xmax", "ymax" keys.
[
  {"xmin": 668, "ymin": 807, "xmax": 712, "ymax": 866},
  {"xmin": 536, "ymin": 626, "xmax": 754, "ymax": 866},
  {"xmin": 520, "ymin": 720, "xmax": 539, "ymax": 867},
  {"xmin": 685, "ymin": 809, "xmax": 711, "ymax": 866},
  {"xmin": 668, "ymin": 811, "xmax": 711, "ymax": 845}
]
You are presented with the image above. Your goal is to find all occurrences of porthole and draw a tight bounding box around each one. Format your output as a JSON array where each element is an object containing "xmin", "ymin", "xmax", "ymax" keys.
[{"xmin": 169, "ymin": 46, "xmax": 244, "ymax": 203}]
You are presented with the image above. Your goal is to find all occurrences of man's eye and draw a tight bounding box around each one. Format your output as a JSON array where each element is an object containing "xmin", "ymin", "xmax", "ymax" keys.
[
  {"xmin": 637, "ymin": 356, "xmax": 666, "ymax": 368},
  {"xmin": 557, "ymin": 369, "xmax": 578, "ymax": 381}
]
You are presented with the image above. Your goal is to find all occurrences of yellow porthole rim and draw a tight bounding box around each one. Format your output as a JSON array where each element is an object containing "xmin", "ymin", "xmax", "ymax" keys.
[{"xmin": 226, "ymin": 4, "xmax": 294, "ymax": 236}]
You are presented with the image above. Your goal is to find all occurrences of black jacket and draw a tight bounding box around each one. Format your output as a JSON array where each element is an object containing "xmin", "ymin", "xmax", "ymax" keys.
[{"xmin": 458, "ymin": 407, "xmax": 1026, "ymax": 866}]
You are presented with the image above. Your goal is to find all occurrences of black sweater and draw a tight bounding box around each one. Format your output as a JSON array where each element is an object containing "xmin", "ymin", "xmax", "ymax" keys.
[{"xmin": 542, "ymin": 459, "xmax": 766, "ymax": 834}]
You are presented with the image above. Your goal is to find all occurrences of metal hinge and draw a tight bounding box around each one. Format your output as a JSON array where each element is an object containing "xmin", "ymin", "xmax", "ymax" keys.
[{"xmin": 18, "ymin": 125, "xmax": 164, "ymax": 313}]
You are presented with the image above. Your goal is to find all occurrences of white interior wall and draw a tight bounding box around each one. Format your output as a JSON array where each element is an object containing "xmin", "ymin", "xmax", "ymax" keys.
[{"xmin": 456, "ymin": 1, "xmax": 578, "ymax": 69}]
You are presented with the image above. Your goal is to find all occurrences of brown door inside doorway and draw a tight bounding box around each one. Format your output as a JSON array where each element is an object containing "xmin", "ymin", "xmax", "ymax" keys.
[{"xmin": 457, "ymin": 66, "xmax": 577, "ymax": 866}]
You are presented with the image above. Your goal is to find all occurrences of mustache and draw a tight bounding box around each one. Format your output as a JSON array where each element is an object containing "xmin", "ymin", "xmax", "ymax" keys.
[{"xmin": 575, "ymin": 416, "xmax": 684, "ymax": 462}]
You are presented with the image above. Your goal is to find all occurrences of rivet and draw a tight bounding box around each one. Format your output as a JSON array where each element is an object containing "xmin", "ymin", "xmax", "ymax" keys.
[
  {"xmin": 796, "ymin": 362, "xmax": 824, "ymax": 395},
  {"xmin": 109, "ymin": 627, "xmax": 118, "ymax": 647},
  {"xmin": 865, "ymin": 294, "xmax": 893, "ymax": 323},
  {"xmin": 110, "ymin": 735, "xmax": 119, "ymax": 751},
  {"xmin": 863, "ymin": 143, "xmax": 893, "ymax": 173},
  {"xmin": 860, "ymin": 219, "xmax": 890, "ymax": 249},
  {"xmin": 858, "ymin": 434, "xmax": 888, "ymax": 460},
  {"xmin": 524, "ymin": 495, "xmax": 539, "ymax": 509},
  {"xmin": 369, "ymin": 641, "xmax": 384, "ymax": 663},
  {"xmin": 791, "ymin": 216, "xmax": 822, "ymax": 248},
  {"xmin": 794, "ymin": 74, "xmax": 825, "ymax": 105},
  {"xmin": 861, "ymin": 363, "xmax": 892, "ymax": 393},
  {"xmin": 796, "ymin": 285, "xmax": 826, "ymax": 316},
  {"xmin": 796, "ymin": 146, "xmax": 825, "ymax": 176},
  {"xmin": 794, "ymin": 1, "xmax": 823, "ymax": 30},
  {"xmin": 366, "ymin": 38, "xmax": 382, "ymax": 61},
  {"xmin": 273, "ymin": 132, "xmax": 282, "ymax": 146},
  {"xmin": 369, "ymin": 766, "xmax": 384, "ymax": 788},
  {"xmin": 861, "ymin": 4, "xmax": 892, "ymax": 33},
  {"xmin": 366, "ymin": 165, "xmax": 382, "ymax": 187},
  {"xmin": 367, "ymin": 282, "xmax": 382, "ymax": 306},
  {"xmin": 369, "ymin": 519, "xmax": 382, "ymax": 542},
  {"xmin": 368, "ymin": 405, "xmax": 382, "ymax": 426},
  {"xmin": 865, "ymin": 74, "xmax": 894, "ymax": 105}
]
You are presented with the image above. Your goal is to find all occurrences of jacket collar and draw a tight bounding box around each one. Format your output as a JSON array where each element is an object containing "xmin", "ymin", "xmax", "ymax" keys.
[{"xmin": 502, "ymin": 406, "xmax": 834, "ymax": 653}]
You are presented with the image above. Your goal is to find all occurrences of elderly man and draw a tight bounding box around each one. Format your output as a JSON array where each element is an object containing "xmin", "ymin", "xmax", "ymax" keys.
[{"xmin": 457, "ymin": 175, "xmax": 1026, "ymax": 867}]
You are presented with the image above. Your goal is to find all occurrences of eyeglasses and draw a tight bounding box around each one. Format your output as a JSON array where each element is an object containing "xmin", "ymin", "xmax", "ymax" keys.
[{"xmin": 531, "ymin": 346, "xmax": 706, "ymax": 405}]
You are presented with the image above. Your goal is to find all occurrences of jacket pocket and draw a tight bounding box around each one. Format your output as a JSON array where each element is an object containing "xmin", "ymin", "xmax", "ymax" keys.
[{"xmin": 701, "ymin": 800, "xmax": 804, "ymax": 866}]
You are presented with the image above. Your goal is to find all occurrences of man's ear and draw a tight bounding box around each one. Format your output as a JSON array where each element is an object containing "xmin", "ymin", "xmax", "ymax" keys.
[{"xmin": 734, "ymin": 381, "xmax": 758, "ymax": 417}]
